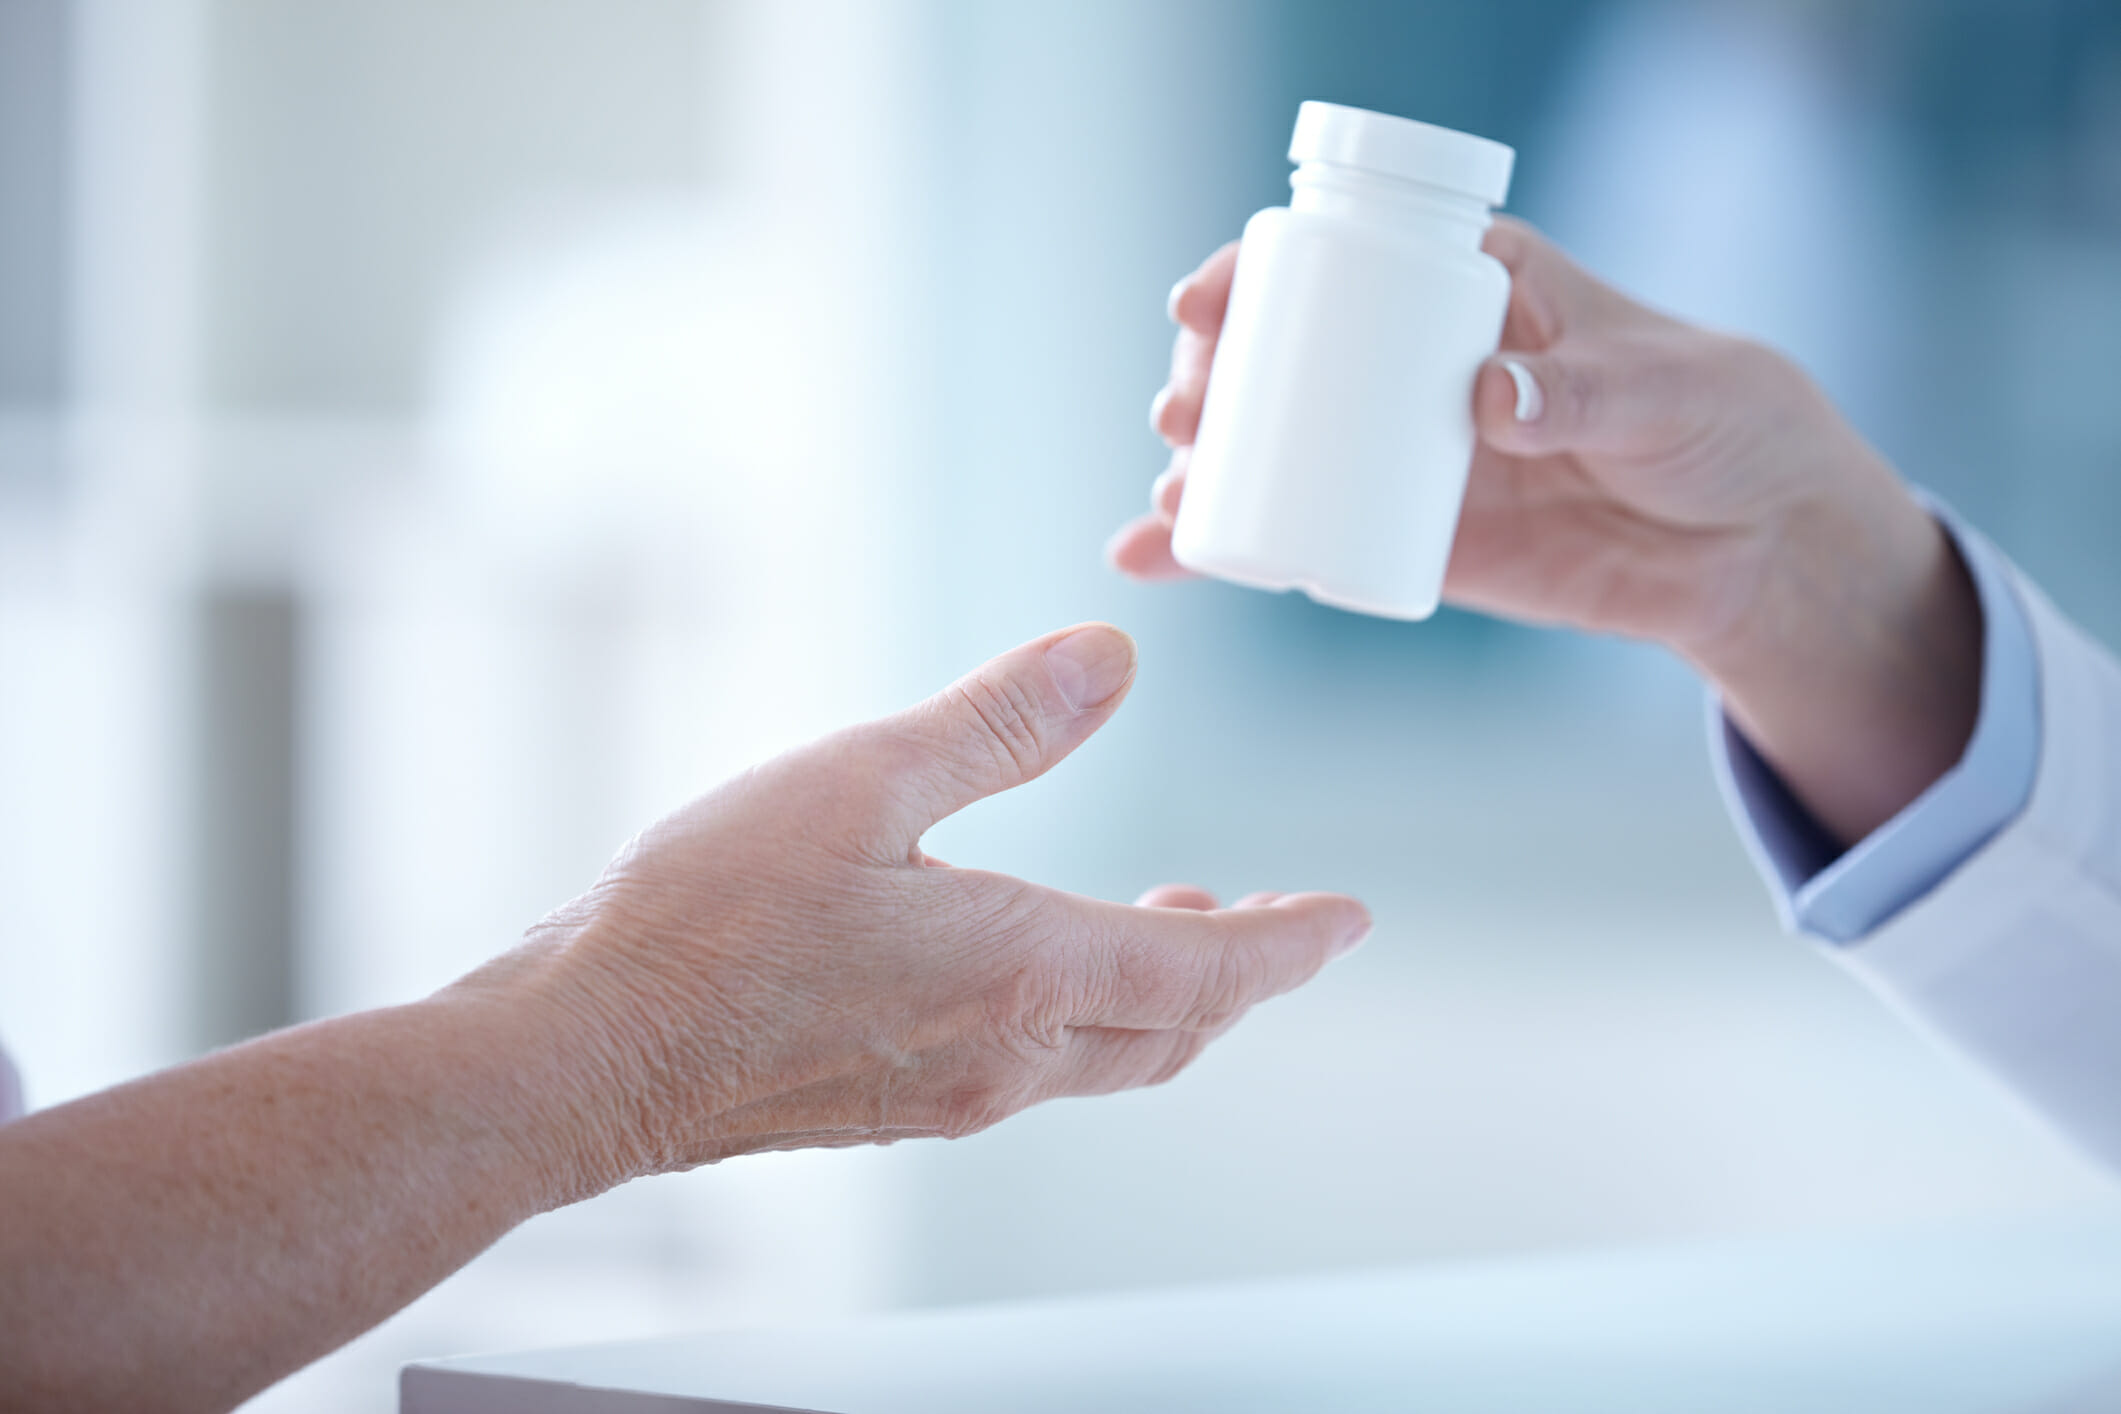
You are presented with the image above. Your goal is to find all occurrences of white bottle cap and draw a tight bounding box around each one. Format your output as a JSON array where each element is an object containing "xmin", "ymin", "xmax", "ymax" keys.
[{"xmin": 1288, "ymin": 101, "xmax": 1514, "ymax": 208}]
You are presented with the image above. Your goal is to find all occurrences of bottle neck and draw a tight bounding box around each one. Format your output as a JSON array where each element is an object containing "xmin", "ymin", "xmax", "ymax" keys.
[{"xmin": 1288, "ymin": 160, "xmax": 1493, "ymax": 248}]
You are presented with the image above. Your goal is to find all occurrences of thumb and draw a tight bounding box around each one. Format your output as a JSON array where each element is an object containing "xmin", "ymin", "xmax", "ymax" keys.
[
  {"xmin": 871, "ymin": 623, "xmax": 1138, "ymax": 843},
  {"xmin": 1473, "ymin": 341, "xmax": 1686, "ymax": 461},
  {"xmin": 1472, "ymin": 347, "xmax": 1600, "ymax": 459}
]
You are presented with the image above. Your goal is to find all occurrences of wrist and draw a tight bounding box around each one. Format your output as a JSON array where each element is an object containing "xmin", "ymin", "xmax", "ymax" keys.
[
  {"xmin": 1682, "ymin": 463, "xmax": 1983, "ymax": 846},
  {"xmin": 1678, "ymin": 447, "xmax": 1928, "ymax": 684},
  {"xmin": 435, "ymin": 918, "xmax": 677, "ymax": 1203}
]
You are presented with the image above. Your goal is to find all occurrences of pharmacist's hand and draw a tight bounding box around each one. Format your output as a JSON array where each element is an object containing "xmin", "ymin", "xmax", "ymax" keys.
[
  {"xmin": 1113, "ymin": 220, "xmax": 1982, "ymax": 845},
  {"xmin": 474, "ymin": 624, "xmax": 1370, "ymax": 1183}
]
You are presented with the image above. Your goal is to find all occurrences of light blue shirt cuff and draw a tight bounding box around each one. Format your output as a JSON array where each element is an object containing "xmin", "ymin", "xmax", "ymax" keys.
[{"xmin": 1710, "ymin": 505, "xmax": 2042, "ymax": 945}]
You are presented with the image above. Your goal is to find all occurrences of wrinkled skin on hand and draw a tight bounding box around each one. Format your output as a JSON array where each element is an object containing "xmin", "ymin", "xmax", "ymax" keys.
[
  {"xmin": 463, "ymin": 623, "xmax": 1371, "ymax": 1187},
  {"xmin": 0, "ymin": 624, "xmax": 1367, "ymax": 1414}
]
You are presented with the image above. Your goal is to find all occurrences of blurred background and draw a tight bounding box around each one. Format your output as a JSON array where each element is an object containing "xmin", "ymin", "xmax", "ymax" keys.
[{"xmin": 5, "ymin": 0, "xmax": 2121, "ymax": 1407}]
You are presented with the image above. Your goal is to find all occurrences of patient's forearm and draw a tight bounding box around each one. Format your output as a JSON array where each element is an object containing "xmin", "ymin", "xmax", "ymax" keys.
[{"xmin": 0, "ymin": 985, "xmax": 628, "ymax": 1413}]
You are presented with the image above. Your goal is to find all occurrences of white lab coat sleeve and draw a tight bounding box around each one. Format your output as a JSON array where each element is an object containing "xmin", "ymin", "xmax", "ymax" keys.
[
  {"xmin": 1821, "ymin": 561, "xmax": 2121, "ymax": 1171},
  {"xmin": 1713, "ymin": 508, "xmax": 2042, "ymax": 944}
]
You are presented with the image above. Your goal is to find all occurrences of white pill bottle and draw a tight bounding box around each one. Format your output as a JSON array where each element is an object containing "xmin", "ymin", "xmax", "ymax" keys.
[{"xmin": 1172, "ymin": 101, "xmax": 1515, "ymax": 620}]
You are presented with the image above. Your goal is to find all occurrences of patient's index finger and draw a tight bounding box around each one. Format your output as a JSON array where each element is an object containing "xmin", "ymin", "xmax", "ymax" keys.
[{"xmin": 1080, "ymin": 892, "xmax": 1370, "ymax": 1030}]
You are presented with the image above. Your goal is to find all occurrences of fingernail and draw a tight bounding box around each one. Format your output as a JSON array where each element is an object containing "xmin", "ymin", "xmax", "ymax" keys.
[
  {"xmin": 1166, "ymin": 278, "xmax": 1190, "ymax": 322},
  {"xmin": 1045, "ymin": 625, "xmax": 1136, "ymax": 712},
  {"xmin": 1273, "ymin": 896, "xmax": 1371, "ymax": 954},
  {"xmin": 1502, "ymin": 358, "xmax": 1543, "ymax": 422},
  {"xmin": 1149, "ymin": 386, "xmax": 1174, "ymax": 435},
  {"xmin": 1150, "ymin": 465, "xmax": 1184, "ymax": 520}
]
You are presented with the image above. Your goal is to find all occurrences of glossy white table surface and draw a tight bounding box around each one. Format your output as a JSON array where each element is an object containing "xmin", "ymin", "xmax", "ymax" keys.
[{"xmin": 402, "ymin": 1217, "xmax": 2121, "ymax": 1413}]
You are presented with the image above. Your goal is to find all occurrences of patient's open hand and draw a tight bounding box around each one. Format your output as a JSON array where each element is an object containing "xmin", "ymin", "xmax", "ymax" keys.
[{"xmin": 468, "ymin": 624, "xmax": 1369, "ymax": 1186}]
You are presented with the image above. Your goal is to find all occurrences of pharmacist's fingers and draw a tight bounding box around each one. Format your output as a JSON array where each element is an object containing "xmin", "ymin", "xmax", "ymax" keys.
[
  {"xmin": 1169, "ymin": 241, "xmax": 1239, "ymax": 335},
  {"xmin": 1483, "ymin": 217, "xmax": 1616, "ymax": 350},
  {"xmin": 1153, "ymin": 243, "xmax": 1238, "ymax": 446},
  {"xmin": 1105, "ymin": 514, "xmax": 1194, "ymax": 581},
  {"xmin": 1168, "ymin": 324, "xmax": 1216, "ymax": 392},
  {"xmin": 1152, "ymin": 327, "xmax": 1217, "ymax": 445},
  {"xmin": 1472, "ymin": 339, "xmax": 1692, "ymax": 460},
  {"xmin": 1151, "ymin": 456, "xmax": 1187, "ymax": 520}
]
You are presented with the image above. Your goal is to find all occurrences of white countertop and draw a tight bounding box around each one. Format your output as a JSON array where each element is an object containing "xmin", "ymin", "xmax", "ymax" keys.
[{"xmin": 402, "ymin": 1215, "xmax": 2121, "ymax": 1413}]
